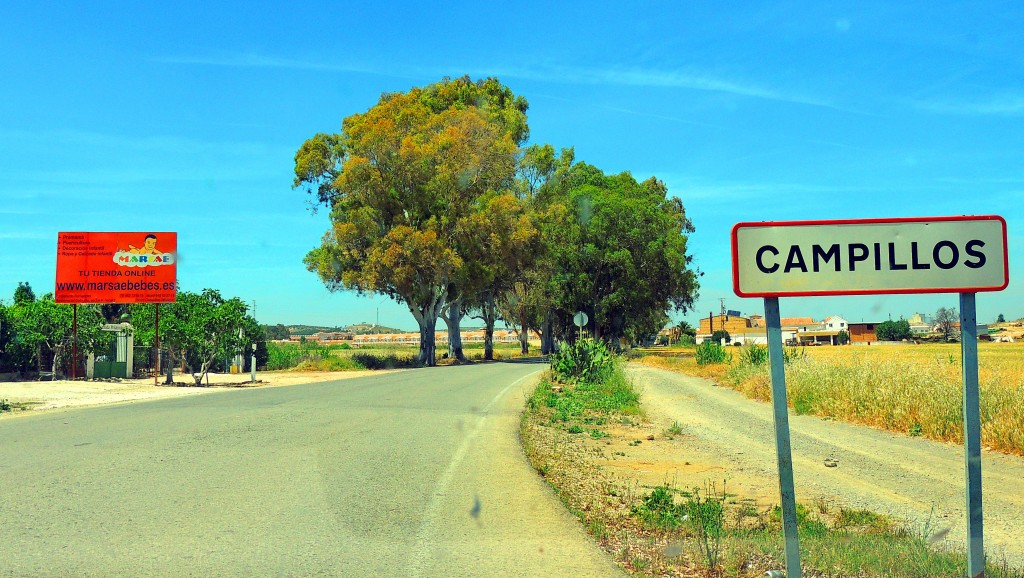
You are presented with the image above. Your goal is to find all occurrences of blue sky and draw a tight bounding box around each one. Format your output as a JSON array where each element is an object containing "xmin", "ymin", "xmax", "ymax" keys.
[{"xmin": 2, "ymin": 1, "xmax": 1022, "ymax": 330}]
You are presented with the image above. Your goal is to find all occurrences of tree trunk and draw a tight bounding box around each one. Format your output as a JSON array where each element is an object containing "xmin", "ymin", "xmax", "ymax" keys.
[
  {"xmin": 540, "ymin": 312, "xmax": 556, "ymax": 355},
  {"xmin": 405, "ymin": 286, "xmax": 446, "ymax": 368},
  {"xmin": 418, "ymin": 316, "xmax": 438, "ymax": 366},
  {"xmin": 193, "ymin": 356, "xmax": 214, "ymax": 386},
  {"xmin": 519, "ymin": 306, "xmax": 529, "ymax": 355},
  {"xmin": 440, "ymin": 296, "xmax": 468, "ymax": 363},
  {"xmin": 164, "ymin": 345, "xmax": 175, "ymax": 385},
  {"xmin": 50, "ymin": 341, "xmax": 63, "ymax": 381},
  {"xmin": 481, "ymin": 297, "xmax": 496, "ymax": 361}
]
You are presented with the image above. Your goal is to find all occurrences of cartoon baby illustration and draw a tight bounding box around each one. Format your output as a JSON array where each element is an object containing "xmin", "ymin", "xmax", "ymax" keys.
[{"xmin": 129, "ymin": 234, "xmax": 160, "ymax": 255}]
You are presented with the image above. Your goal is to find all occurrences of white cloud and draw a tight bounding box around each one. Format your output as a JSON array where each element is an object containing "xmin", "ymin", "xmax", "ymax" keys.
[
  {"xmin": 913, "ymin": 94, "xmax": 1024, "ymax": 116},
  {"xmin": 153, "ymin": 52, "xmax": 416, "ymax": 80},
  {"xmin": 154, "ymin": 51, "xmax": 837, "ymax": 110},
  {"xmin": 484, "ymin": 63, "xmax": 837, "ymax": 109}
]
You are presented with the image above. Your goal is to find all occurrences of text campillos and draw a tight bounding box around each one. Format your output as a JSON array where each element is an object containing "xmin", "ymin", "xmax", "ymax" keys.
[{"xmin": 755, "ymin": 240, "xmax": 987, "ymax": 274}]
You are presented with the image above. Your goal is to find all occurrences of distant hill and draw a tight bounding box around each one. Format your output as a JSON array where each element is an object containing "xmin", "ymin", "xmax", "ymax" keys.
[
  {"xmin": 286, "ymin": 323, "xmax": 405, "ymax": 336},
  {"xmin": 287, "ymin": 325, "xmax": 344, "ymax": 336}
]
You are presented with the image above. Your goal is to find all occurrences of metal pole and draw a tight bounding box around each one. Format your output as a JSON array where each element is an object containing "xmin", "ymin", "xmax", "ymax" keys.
[
  {"xmin": 154, "ymin": 304, "xmax": 160, "ymax": 386},
  {"xmin": 959, "ymin": 292, "xmax": 985, "ymax": 578},
  {"xmin": 72, "ymin": 304, "xmax": 78, "ymax": 380},
  {"xmin": 764, "ymin": 297, "xmax": 801, "ymax": 577},
  {"xmin": 251, "ymin": 344, "xmax": 256, "ymax": 383}
]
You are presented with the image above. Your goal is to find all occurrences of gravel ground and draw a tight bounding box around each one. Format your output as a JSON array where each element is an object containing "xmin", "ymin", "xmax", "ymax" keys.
[
  {"xmin": 0, "ymin": 370, "xmax": 393, "ymax": 414},
  {"xmin": 629, "ymin": 365, "xmax": 1024, "ymax": 568}
]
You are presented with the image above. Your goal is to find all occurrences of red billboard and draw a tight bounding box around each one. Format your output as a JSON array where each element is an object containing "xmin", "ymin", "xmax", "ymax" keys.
[{"xmin": 55, "ymin": 232, "xmax": 178, "ymax": 304}]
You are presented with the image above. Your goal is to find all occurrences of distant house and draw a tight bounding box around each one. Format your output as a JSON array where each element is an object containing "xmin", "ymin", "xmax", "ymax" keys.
[
  {"xmin": 908, "ymin": 313, "xmax": 933, "ymax": 334},
  {"xmin": 824, "ymin": 316, "xmax": 848, "ymax": 331},
  {"xmin": 848, "ymin": 322, "xmax": 880, "ymax": 344},
  {"xmin": 696, "ymin": 314, "xmax": 792, "ymax": 345}
]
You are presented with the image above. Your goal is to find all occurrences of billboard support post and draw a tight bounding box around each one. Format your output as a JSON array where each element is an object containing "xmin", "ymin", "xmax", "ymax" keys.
[
  {"xmin": 155, "ymin": 304, "xmax": 160, "ymax": 386},
  {"xmin": 959, "ymin": 292, "xmax": 985, "ymax": 577},
  {"xmin": 72, "ymin": 304, "xmax": 78, "ymax": 381},
  {"xmin": 764, "ymin": 297, "xmax": 801, "ymax": 577}
]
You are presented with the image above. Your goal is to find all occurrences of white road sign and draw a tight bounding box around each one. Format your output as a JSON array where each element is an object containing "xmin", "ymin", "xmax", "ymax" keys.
[
  {"xmin": 573, "ymin": 311, "xmax": 589, "ymax": 327},
  {"xmin": 732, "ymin": 216, "xmax": 1008, "ymax": 297}
]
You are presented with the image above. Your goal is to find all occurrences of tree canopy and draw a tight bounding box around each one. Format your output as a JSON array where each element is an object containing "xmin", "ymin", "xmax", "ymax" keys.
[
  {"xmin": 295, "ymin": 77, "xmax": 700, "ymax": 361},
  {"xmin": 2, "ymin": 291, "xmax": 108, "ymax": 377},
  {"xmin": 531, "ymin": 162, "xmax": 699, "ymax": 347},
  {"xmin": 934, "ymin": 307, "xmax": 960, "ymax": 342},
  {"xmin": 295, "ymin": 76, "xmax": 529, "ymax": 365},
  {"xmin": 130, "ymin": 289, "xmax": 257, "ymax": 385},
  {"xmin": 876, "ymin": 319, "xmax": 912, "ymax": 341}
]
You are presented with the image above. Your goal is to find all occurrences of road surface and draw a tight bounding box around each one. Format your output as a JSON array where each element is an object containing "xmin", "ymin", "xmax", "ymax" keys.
[{"xmin": 0, "ymin": 361, "xmax": 623, "ymax": 577}]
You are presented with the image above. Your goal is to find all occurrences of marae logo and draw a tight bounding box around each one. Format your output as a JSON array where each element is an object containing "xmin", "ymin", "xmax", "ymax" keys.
[{"xmin": 113, "ymin": 234, "xmax": 175, "ymax": 268}]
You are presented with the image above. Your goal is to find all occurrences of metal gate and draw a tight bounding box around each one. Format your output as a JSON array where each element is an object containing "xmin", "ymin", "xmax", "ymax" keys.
[{"xmin": 94, "ymin": 331, "xmax": 129, "ymax": 378}]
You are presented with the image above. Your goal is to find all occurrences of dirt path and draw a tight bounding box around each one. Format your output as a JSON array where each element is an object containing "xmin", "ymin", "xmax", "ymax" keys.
[{"xmin": 628, "ymin": 365, "xmax": 1024, "ymax": 567}]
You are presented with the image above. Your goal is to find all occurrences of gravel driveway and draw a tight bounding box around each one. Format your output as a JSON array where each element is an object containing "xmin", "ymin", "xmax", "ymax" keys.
[{"xmin": 629, "ymin": 365, "xmax": 1024, "ymax": 567}]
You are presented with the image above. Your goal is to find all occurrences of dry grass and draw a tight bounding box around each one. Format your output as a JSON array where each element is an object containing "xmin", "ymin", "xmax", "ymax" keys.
[
  {"xmin": 521, "ymin": 371, "xmax": 1024, "ymax": 577},
  {"xmin": 637, "ymin": 343, "xmax": 1024, "ymax": 456}
]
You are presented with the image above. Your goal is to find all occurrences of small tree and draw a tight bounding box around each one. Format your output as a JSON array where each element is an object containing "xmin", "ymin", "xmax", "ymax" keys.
[
  {"xmin": 9, "ymin": 296, "xmax": 108, "ymax": 378},
  {"xmin": 996, "ymin": 313, "xmax": 1005, "ymax": 323},
  {"xmin": 130, "ymin": 289, "xmax": 255, "ymax": 385},
  {"xmin": 934, "ymin": 307, "xmax": 960, "ymax": 342},
  {"xmin": 876, "ymin": 319, "xmax": 912, "ymax": 341},
  {"xmin": 711, "ymin": 329, "xmax": 731, "ymax": 344},
  {"xmin": 263, "ymin": 324, "xmax": 290, "ymax": 341},
  {"xmin": 13, "ymin": 282, "xmax": 36, "ymax": 305},
  {"xmin": 836, "ymin": 329, "xmax": 850, "ymax": 345},
  {"xmin": 677, "ymin": 320, "xmax": 697, "ymax": 339}
]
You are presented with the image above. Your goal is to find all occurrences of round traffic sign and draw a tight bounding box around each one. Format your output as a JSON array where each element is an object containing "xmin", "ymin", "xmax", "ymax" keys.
[{"xmin": 573, "ymin": 311, "xmax": 589, "ymax": 327}]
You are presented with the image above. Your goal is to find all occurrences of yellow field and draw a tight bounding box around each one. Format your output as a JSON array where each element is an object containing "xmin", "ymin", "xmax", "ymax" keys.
[{"xmin": 637, "ymin": 343, "xmax": 1024, "ymax": 456}]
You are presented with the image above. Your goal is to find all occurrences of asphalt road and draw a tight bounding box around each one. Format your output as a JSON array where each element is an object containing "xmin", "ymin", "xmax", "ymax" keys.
[{"xmin": 0, "ymin": 361, "xmax": 623, "ymax": 577}]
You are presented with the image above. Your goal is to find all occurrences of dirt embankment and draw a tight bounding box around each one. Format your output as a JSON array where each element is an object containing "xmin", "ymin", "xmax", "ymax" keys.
[{"xmin": 627, "ymin": 365, "xmax": 1024, "ymax": 568}]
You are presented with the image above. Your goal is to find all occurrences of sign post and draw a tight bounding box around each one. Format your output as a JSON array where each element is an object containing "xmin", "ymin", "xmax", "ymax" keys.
[
  {"xmin": 573, "ymin": 311, "xmax": 589, "ymax": 341},
  {"xmin": 732, "ymin": 216, "xmax": 1008, "ymax": 577},
  {"xmin": 959, "ymin": 293, "xmax": 984, "ymax": 578},
  {"xmin": 764, "ymin": 297, "xmax": 801, "ymax": 576}
]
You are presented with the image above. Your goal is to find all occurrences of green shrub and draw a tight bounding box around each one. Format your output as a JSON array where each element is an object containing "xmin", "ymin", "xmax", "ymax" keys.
[
  {"xmin": 695, "ymin": 341, "xmax": 731, "ymax": 365},
  {"xmin": 632, "ymin": 485, "xmax": 684, "ymax": 528},
  {"xmin": 350, "ymin": 352, "xmax": 417, "ymax": 370},
  {"xmin": 686, "ymin": 481, "xmax": 726, "ymax": 571},
  {"xmin": 550, "ymin": 338, "xmax": 616, "ymax": 385},
  {"xmin": 710, "ymin": 329, "xmax": 731, "ymax": 343},
  {"xmin": 739, "ymin": 344, "xmax": 769, "ymax": 366},
  {"xmin": 533, "ymin": 365, "xmax": 641, "ymax": 424},
  {"xmin": 783, "ymin": 346, "xmax": 806, "ymax": 364}
]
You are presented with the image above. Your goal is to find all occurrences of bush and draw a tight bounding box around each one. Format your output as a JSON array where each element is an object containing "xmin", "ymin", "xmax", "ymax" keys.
[
  {"xmin": 739, "ymin": 344, "xmax": 770, "ymax": 366},
  {"xmin": 350, "ymin": 352, "xmax": 417, "ymax": 370},
  {"xmin": 695, "ymin": 340, "xmax": 731, "ymax": 365},
  {"xmin": 530, "ymin": 365, "xmax": 641, "ymax": 423},
  {"xmin": 550, "ymin": 338, "xmax": 616, "ymax": 385}
]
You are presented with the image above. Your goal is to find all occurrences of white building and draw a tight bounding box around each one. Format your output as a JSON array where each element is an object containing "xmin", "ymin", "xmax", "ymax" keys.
[{"xmin": 824, "ymin": 316, "xmax": 848, "ymax": 331}]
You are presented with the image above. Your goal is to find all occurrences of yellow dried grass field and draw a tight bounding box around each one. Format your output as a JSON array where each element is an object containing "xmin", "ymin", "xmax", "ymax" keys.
[{"xmin": 638, "ymin": 343, "xmax": 1024, "ymax": 456}]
